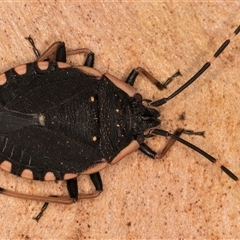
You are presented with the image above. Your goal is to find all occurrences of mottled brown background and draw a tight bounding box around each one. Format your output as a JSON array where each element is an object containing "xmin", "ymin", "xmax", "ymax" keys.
[{"xmin": 0, "ymin": 2, "xmax": 239, "ymax": 239}]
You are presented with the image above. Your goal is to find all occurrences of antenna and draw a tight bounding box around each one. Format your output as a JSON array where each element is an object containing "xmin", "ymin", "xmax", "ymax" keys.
[{"xmin": 150, "ymin": 25, "xmax": 240, "ymax": 107}]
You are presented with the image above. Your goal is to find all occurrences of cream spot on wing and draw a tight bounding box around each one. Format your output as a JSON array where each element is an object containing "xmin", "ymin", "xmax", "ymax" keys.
[{"xmin": 38, "ymin": 114, "xmax": 45, "ymax": 126}]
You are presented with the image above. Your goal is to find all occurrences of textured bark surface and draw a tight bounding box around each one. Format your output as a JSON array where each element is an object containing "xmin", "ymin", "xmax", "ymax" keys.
[{"xmin": 0, "ymin": 2, "xmax": 239, "ymax": 239}]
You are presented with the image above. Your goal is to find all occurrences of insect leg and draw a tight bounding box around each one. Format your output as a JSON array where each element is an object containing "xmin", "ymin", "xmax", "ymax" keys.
[
  {"xmin": 139, "ymin": 143, "xmax": 157, "ymax": 158},
  {"xmin": 32, "ymin": 175, "xmax": 102, "ymax": 222},
  {"xmin": 36, "ymin": 41, "xmax": 67, "ymax": 62},
  {"xmin": 83, "ymin": 52, "xmax": 94, "ymax": 67},
  {"xmin": 33, "ymin": 180, "xmax": 78, "ymax": 222},
  {"xmin": 33, "ymin": 202, "xmax": 49, "ymax": 222},
  {"xmin": 151, "ymin": 129, "xmax": 238, "ymax": 181},
  {"xmin": 62, "ymin": 173, "xmax": 103, "ymax": 201},
  {"xmin": 55, "ymin": 43, "xmax": 67, "ymax": 62},
  {"xmin": 40, "ymin": 45, "xmax": 95, "ymax": 66},
  {"xmin": 65, "ymin": 48, "xmax": 95, "ymax": 67},
  {"xmin": 25, "ymin": 36, "xmax": 41, "ymax": 57},
  {"xmin": 26, "ymin": 37, "xmax": 95, "ymax": 66},
  {"xmin": 139, "ymin": 129, "xmax": 204, "ymax": 158},
  {"xmin": 126, "ymin": 67, "xmax": 181, "ymax": 90},
  {"xmin": 0, "ymin": 187, "xmax": 74, "ymax": 204},
  {"xmin": 33, "ymin": 179, "xmax": 78, "ymax": 222},
  {"xmin": 67, "ymin": 178, "xmax": 78, "ymax": 202},
  {"xmin": 90, "ymin": 172, "xmax": 103, "ymax": 192},
  {"xmin": 26, "ymin": 37, "xmax": 67, "ymax": 62},
  {"xmin": 156, "ymin": 129, "xmax": 205, "ymax": 159}
]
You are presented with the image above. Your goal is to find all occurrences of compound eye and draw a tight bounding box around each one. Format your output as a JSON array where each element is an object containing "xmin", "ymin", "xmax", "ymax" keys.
[{"xmin": 133, "ymin": 93, "xmax": 142, "ymax": 102}]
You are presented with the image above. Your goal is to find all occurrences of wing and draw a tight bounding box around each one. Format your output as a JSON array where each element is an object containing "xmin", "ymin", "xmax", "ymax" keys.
[
  {"xmin": 0, "ymin": 62, "xmax": 99, "ymax": 112},
  {"xmin": 0, "ymin": 62, "xmax": 104, "ymax": 180},
  {"xmin": 0, "ymin": 126, "xmax": 104, "ymax": 180}
]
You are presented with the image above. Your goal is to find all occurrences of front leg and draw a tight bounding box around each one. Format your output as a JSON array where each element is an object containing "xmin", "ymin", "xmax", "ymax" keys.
[
  {"xmin": 139, "ymin": 128, "xmax": 205, "ymax": 159},
  {"xmin": 126, "ymin": 67, "xmax": 181, "ymax": 90}
]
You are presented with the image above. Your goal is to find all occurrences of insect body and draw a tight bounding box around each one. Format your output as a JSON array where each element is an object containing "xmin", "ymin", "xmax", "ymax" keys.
[{"xmin": 0, "ymin": 26, "xmax": 239, "ymax": 220}]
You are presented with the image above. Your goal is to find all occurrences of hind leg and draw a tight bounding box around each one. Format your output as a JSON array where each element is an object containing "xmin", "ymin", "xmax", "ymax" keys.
[{"xmin": 26, "ymin": 36, "xmax": 94, "ymax": 66}]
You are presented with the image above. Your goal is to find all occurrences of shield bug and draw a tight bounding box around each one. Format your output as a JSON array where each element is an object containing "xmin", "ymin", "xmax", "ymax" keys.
[{"xmin": 0, "ymin": 25, "xmax": 239, "ymax": 221}]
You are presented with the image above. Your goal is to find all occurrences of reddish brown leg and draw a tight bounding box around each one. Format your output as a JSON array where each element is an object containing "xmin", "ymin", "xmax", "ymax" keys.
[
  {"xmin": 157, "ymin": 128, "xmax": 184, "ymax": 159},
  {"xmin": 26, "ymin": 37, "xmax": 94, "ymax": 66},
  {"xmin": 126, "ymin": 67, "xmax": 181, "ymax": 90},
  {"xmin": 157, "ymin": 129, "xmax": 204, "ymax": 158}
]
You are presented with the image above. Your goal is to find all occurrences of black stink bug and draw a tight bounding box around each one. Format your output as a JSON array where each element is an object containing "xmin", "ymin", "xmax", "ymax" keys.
[{"xmin": 0, "ymin": 25, "xmax": 239, "ymax": 221}]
